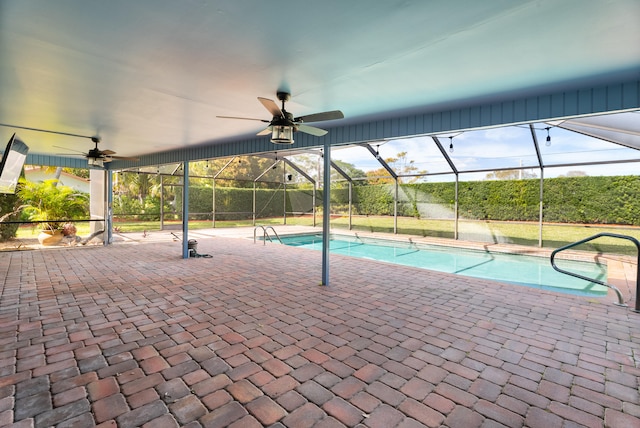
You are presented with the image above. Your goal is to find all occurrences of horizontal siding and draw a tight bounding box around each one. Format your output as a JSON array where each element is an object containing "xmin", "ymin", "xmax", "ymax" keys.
[{"xmin": 26, "ymin": 154, "xmax": 89, "ymax": 169}]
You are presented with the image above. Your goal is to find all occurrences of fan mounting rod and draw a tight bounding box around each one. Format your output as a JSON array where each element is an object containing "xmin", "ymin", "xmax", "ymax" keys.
[{"xmin": 277, "ymin": 92, "xmax": 291, "ymax": 111}]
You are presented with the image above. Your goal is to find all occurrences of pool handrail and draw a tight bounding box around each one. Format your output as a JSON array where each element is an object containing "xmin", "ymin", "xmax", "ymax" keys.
[
  {"xmin": 550, "ymin": 232, "xmax": 639, "ymax": 311},
  {"xmin": 253, "ymin": 225, "xmax": 282, "ymax": 245}
]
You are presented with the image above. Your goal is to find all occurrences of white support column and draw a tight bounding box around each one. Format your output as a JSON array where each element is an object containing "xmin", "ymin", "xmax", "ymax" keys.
[{"xmin": 89, "ymin": 169, "xmax": 108, "ymax": 244}]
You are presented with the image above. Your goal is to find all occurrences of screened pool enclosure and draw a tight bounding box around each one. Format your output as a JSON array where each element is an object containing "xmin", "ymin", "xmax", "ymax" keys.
[{"xmin": 110, "ymin": 111, "xmax": 640, "ymax": 254}]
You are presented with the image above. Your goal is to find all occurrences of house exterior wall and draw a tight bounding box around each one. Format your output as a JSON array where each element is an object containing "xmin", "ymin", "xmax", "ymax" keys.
[{"xmin": 24, "ymin": 167, "xmax": 90, "ymax": 193}]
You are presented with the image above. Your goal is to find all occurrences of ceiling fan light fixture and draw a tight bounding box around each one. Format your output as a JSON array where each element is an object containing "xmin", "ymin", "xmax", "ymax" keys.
[
  {"xmin": 88, "ymin": 157, "xmax": 104, "ymax": 167},
  {"xmin": 271, "ymin": 125, "xmax": 294, "ymax": 145}
]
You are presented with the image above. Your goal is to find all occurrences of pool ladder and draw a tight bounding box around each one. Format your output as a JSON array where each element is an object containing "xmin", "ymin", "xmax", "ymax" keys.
[
  {"xmin": 550, "ymin": 232, "xmax": 639, "ymax": 311},
  {"xmin": 253, "ymin": 225, "xmax": 282, "ymax": 245}
]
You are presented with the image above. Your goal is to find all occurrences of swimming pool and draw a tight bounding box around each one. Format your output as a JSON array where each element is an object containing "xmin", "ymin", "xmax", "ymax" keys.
[{"xmin": 277, "ymin": 234, "xmax": 609, "ymax": 297}]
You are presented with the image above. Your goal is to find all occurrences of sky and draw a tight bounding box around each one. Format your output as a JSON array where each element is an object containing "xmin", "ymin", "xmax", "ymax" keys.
[{"xmin": 328, "ymin": 120, "xmax": 640, "ymax": 181}]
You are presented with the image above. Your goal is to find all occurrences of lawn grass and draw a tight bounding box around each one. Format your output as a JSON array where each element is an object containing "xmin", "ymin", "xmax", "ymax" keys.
[{"xmin": 15, "ymin": 215, "xmax": 640, "ymax": 256}]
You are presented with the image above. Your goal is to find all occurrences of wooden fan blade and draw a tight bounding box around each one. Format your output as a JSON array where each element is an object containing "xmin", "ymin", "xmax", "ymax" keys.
[
  {"xmin": 295, "ymin": 110, "xmax": 344, "ymax": 123},
  {"xmin": 298, "ymin": 124, "xmax": 328, "ymax": 136},
  {"xmin": 258, "ymin": 97, "xmax": 283, "ymax": 118},
  {"xmin": 101, "ymin": 149, "xmax": 116, "ymax": 155},
  {"xmin": 257, "ymin": 126, "xmax": 272, "ymax": 136},
  {"xmin": 217, "ymin": 115, "xmax": 270, "ymax": 122}
]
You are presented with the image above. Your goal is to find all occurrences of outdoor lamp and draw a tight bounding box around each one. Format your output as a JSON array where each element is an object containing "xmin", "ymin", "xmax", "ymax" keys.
[
  {"xmin": 271, "ymin": 125, "xmax": 294, "ymax": 145},
  {"xmin": 88, "ymin": 157, "xmax": 104, "ymax": 167},
  {"xmin": 545, "ymin": 127, "xmax": 551, "ymax": 146}
]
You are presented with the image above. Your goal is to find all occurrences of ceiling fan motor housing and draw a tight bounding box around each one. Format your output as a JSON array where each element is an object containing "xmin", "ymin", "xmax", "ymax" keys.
[
  {"xmin": 272, "ymin": 111, "xmax": 296, "ymax": 127},
  {"xmin": 87, "ymin": 148, "xmax": 102, "ymax": 159}
]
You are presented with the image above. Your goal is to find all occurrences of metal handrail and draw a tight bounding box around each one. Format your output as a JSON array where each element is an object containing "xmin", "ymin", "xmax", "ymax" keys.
[
  {"xmin": 253, "ymin": 225, "xmax": 283, "ymax": 245},
  {"xmin": 550, "ymin": 232, "xmax": 639, "ymax": 311},
  {"xmin": 253, "ymin": 225, "xmax": 267, "ymax": 244},
  {"xmin": 264, "ymin": 226, "xmax": 282, "ymax": 244}
]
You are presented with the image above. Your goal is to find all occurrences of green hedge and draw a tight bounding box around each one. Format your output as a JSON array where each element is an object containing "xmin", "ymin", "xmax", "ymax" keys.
[
  {"xmin": 191, "ymin": 187, "xmax": 315, "ymax": 220},
  {"xmin": 399, "ymin": 175, "xmax": 640, "ymax": 225},
  {"xmin": 324, "ymin": 176, "xmax": 640, "ymax": 225},
  {"xmin": 114, "ymin": 175, "xmax": 640, "ymax": 226}
]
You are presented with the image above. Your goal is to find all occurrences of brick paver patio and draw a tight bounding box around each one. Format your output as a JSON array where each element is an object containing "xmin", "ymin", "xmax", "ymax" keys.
[{"xmin": 0, "ymin": 234, "xmax": 639, "ymax": 427}]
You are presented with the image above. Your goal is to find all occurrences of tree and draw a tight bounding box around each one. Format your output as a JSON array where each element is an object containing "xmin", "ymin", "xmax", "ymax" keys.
[
  {"xmin": 270, "ymin": 154, "xmax": 318, "ymax": 187},
  {"xmin": 366, "ymin": 166, "xmax": 393, "ymax": 185},
  {"xmin": 17, "ymin": 178, "xmax": 89, "ymax": 230},
  {"xmin": 207, "ymin": 156, "xmax": 282, "ymax": 188},
  {"xmin": 366, "ymin": 151, "xmax": 426, "ymax": 184},
  {"xmin": 112, "ymin": 171, "xmax": 164, "ymax": 219},
  {"xmin": 66, "ymin": 168, "xmax": 90, "ymax": 179},
  {"xmin": 330, "ymin": 160, "xmax": 367, "ymax": 187},
  {"xmin": 125, "ymin": 172, "xmax": 158, "ymax": 203},
  {"xmin": 196, "ymin": 154, "xmax": 368, "ymax": 189}
]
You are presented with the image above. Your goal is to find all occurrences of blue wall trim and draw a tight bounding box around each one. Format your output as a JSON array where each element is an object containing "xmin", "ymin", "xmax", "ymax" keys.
[{"xmin": 26, "ymin": 154, "xmax": 94, "ymax": 169}]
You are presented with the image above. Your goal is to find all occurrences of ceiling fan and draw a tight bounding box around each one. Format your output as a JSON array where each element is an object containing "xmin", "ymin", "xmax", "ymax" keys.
[
  {"xmin": 56, "ymin": 137, "xmax": 139, "ymax": 167},
  {"xmin": 217, "ymin": 91, "xmax": 344, "ymax": 144}
]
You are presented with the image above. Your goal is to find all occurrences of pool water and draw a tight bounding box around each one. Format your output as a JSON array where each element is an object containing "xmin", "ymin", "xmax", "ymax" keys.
[{"xmin": 278, "ymin": 234, "xmax": 609, "ymax": 296}]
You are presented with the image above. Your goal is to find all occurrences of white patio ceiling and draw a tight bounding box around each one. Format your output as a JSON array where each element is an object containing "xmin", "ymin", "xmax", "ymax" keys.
[{"xmin": 1, "ymin": 0, "xmax": 639, "ymax": 165}]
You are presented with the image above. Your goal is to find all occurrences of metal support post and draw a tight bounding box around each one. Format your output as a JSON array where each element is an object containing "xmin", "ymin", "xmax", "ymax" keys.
[
  {"xmin": 322, "ymin": 141, "xmax": 331, "ymax": 286},
  {"xmin": 182, "ymin": 162, "xmax": 190, "ymax": 259}
]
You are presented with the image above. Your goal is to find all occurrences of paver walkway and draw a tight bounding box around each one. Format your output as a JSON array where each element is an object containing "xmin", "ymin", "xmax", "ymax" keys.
[{"xmin": 0, "ymin": 235, "xmax": 639, "ymax": 427}]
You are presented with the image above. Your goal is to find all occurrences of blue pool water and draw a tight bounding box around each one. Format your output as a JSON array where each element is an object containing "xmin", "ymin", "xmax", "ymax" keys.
[{"xmin": 278, "ymin": 234, "xmax": 608, "ymax": 296}]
